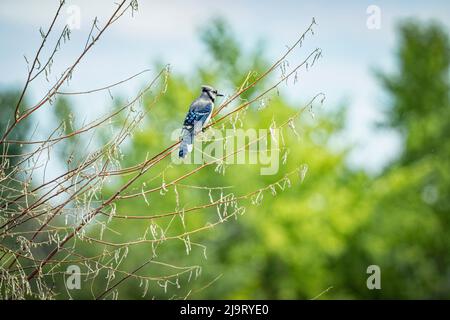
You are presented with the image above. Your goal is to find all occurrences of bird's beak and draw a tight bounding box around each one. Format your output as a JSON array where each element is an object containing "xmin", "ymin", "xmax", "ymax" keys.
[{"xmin": 217, "ymin": 93, "xmax": 224, "ymax": 97}]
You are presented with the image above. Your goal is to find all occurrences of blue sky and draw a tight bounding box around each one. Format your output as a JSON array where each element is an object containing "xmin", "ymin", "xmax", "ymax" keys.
[{"xmin": 1, "ymin": 0, "xmax": 449, "ymax": 173}]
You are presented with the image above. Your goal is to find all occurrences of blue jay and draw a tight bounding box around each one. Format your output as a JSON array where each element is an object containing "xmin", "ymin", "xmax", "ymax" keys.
[{"xmin": 179, "ymin": 85, "xmax": 224, "ymax": 158}]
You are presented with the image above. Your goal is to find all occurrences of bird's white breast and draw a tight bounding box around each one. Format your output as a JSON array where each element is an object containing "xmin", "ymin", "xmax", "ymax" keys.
[{"xmin": 203, "ymin": 103, "xmax": 214, "ymax": 127}]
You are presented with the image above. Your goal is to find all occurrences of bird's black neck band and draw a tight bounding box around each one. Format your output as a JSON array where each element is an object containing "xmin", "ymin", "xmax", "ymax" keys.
[{"xmin": 204, "ymin": 90, "xmax": 215, "ymax": 102}]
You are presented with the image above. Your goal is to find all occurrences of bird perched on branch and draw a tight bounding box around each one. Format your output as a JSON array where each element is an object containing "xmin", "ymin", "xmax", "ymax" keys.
[{"xmin": 179, "ymin": 85, "xmax": 224, "ymax": 158}]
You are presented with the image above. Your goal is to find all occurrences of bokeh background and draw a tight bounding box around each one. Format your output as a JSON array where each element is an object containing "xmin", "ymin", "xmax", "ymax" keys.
[{"xmin": 1, "ymin": 0, "xmax": 450, "ymax": 299}]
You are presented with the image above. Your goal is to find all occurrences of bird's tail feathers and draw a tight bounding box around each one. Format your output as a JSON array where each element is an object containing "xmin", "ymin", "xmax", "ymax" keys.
[{"xmin": 179, "ymin": 127, "xmax": 194, "ymax": 158}]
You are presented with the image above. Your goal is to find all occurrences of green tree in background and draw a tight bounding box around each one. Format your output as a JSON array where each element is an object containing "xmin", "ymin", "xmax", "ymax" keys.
[
  {"xmin": 4, "ymin": 16, "xmax": 449, "ymax": 300},
  {"xmin": 68, "ymin": 19, "xmax": 450, "ymax": 299},
  {"xmin": 0, "ymin": 92, "xmax": 31, "ymax": 166},
  {"xmin": 88, "ymin": 19, "xmax": 368, "ymax": 299},
  {"xmin": 0, "ymin": 92, "xmax": 31, "ymax": 208},
  {"xmin": 335, "ymin": 21, "xmax": 450, "ymax": 299},
  {"xmin": 379, "ymin": 22, "xmax": 450, "ymax": 164}
]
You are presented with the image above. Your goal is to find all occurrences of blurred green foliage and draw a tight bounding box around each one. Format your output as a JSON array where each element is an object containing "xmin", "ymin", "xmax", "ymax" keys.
[
  {"xmin": 344, "ymin": 21, "xmax": 450, "ymax": 299},
  {"xmin": 0, "ymin": 92, "xmax": 31, "ymax": 211},
  {"xmin": 98, "ymin": 19, "xmax": 449, "ymax": 299},
  {"xmin": 4, "ymin": 18, "xmax": 449, "ymax": 299}
]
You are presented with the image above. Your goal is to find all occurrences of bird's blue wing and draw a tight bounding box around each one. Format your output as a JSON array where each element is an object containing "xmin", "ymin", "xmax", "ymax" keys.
[{"xmin": 183, "ymin": 100, "xmax": 212, "ymax": 128}]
